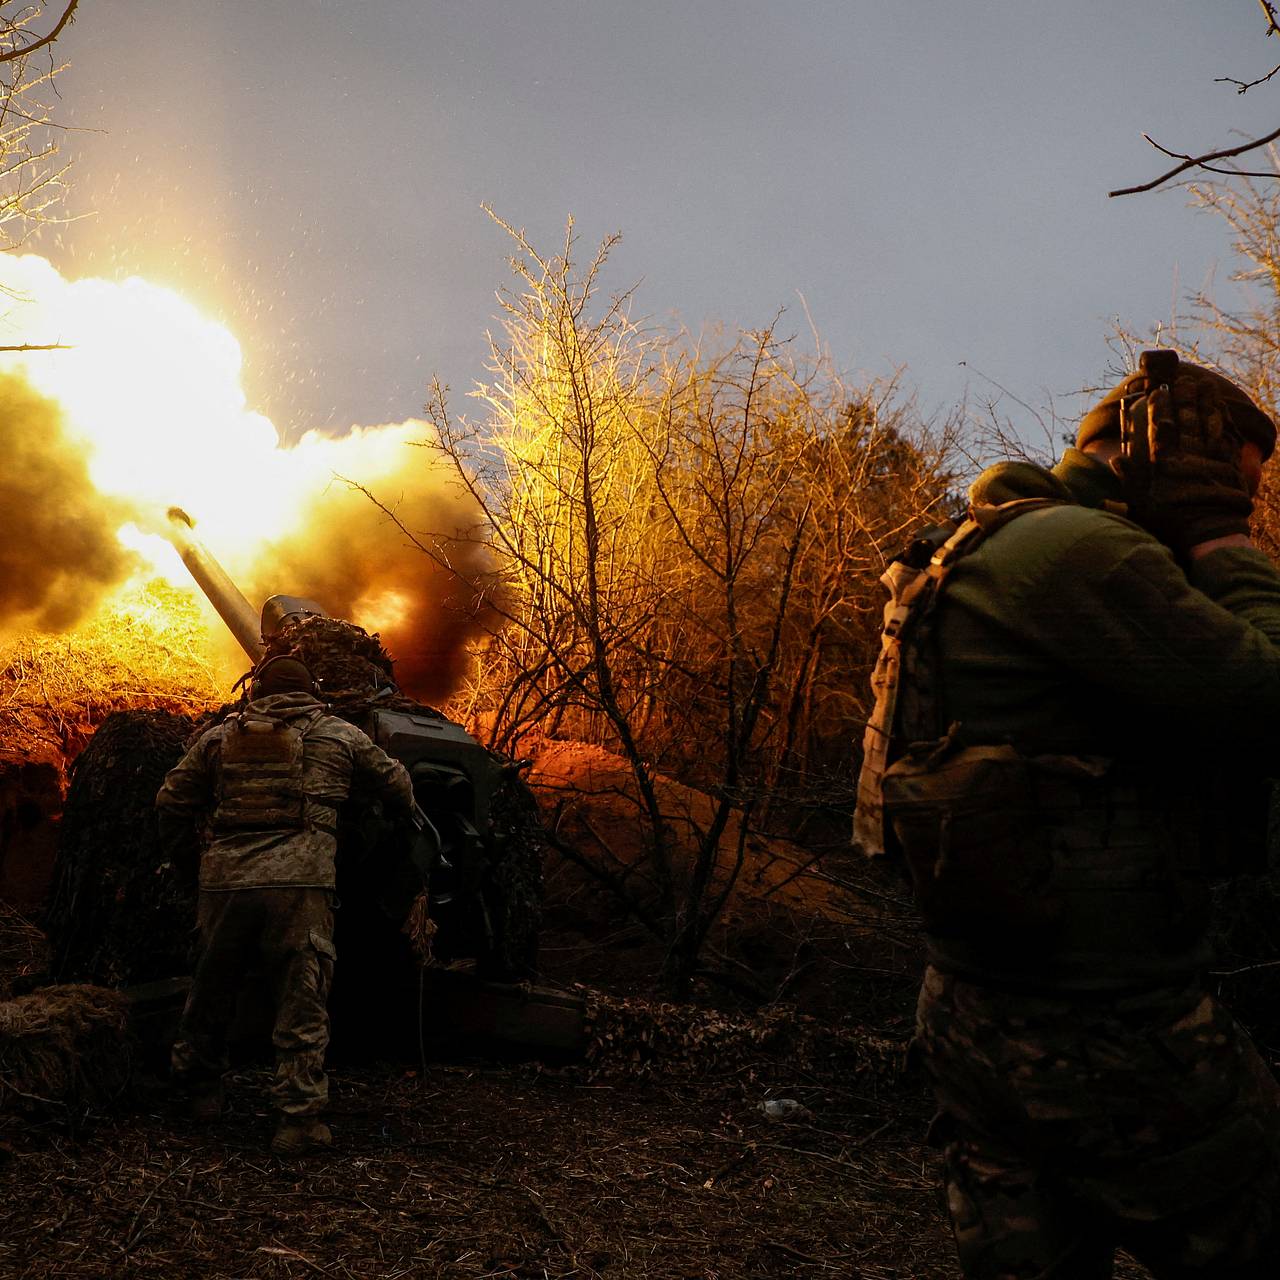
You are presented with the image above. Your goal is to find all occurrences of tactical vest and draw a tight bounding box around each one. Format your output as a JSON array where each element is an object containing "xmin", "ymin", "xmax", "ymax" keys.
[
  {"xmin": 212, "ymin": 709, "xmax": 321, "ymax": 834},
  {"xmin": 854, "ymin": 495, "xmax": 1215, "ymax": 992}
]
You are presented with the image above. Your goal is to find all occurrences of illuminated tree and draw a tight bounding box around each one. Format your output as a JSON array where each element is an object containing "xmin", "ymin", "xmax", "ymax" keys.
[
  {"xmin": 415, "ymin": 215, "xmax": 958, "ymax": 993},
  {"xmin": 0, "ymin": 1, "xmax": 80, "ymax": 249}
]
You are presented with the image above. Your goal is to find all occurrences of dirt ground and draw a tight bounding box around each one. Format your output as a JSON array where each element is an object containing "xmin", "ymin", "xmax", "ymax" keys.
[
  {"xmin": 0, "ymin": 1059, "xmax": 947, "ymax": 1280},
  {"xmin": 0, "ymin": 921, "xmax": 1162, "ymax": 1280},
  {"xmin": 0, "ymin": 728, "xmax": 1160, "ymax": 1278}
]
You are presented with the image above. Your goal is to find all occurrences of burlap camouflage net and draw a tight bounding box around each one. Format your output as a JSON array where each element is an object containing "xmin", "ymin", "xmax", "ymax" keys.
[
  {"xmin": 261, "ymin": 615, "xmax": 446, "ymax": 722},
  {"xmin": 45, "ymin": 709, "xmax": 198, "ymax": 985},
  {"xmin": 0, "ymin": 984, "xmax": 135, "ymax": 1120}
]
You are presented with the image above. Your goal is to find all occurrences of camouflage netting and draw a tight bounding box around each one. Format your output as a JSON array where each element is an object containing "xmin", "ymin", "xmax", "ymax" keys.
[
  {"xmin": 0, "ymin": 984, "xmax": 134, "ymax": 1118},
  {"xmin": 44, "ymin": 709, "xmax": 196, "ymax": 986},
  {"xmin": 262, "ymin": 615, "xmax": 441, "ymax": 719},
  {"xmin": 581, "ymin": 989, "xmax": 905, "ymax": 1087}
]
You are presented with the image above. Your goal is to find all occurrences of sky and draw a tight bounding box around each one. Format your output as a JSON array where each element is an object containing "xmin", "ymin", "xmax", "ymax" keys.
[{"xmin": 29, "ymin": 1, "xmax": 1280, "ymax": 446}]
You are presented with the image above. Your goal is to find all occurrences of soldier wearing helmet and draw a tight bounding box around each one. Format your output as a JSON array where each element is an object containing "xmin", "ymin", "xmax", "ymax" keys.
[
  {"xmin": 856, "ymin": 352, "xmax": 1280, "ymax": 1276},
  {"xmin": 156, "ymin": 653, "xmax": 414, "ymax": 1156}
]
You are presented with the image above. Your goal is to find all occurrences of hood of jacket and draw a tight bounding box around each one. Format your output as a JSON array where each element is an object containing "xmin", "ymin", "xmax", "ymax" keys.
[{"xmin": 242, "ymin": 691, "xmax": 327, "ymax": 722}]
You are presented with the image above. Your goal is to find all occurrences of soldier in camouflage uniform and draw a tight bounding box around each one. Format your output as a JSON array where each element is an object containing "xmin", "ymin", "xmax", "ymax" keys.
[
  {"xmin": 157, "ymin": 655, "xmax": 414, "ymax": 1156},
  {"xmin": 858, "ymin": 354, "xmax": 1280, "ymax": 1276}
]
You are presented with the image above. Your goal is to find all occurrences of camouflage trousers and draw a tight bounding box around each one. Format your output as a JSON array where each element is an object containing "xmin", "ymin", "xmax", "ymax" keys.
[
  {"xmin": 171, "ymin": 887, "xmax": 337, "ymax": 1117},
  {"xmin": 914, "ymin": 965, "xmax": 1280, "ymax": 1279}
]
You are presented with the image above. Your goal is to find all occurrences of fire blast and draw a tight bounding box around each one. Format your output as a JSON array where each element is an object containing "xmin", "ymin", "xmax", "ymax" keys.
[{"xmin": 0, "ymin": 254, "xmax": 493, "ymax": 701}]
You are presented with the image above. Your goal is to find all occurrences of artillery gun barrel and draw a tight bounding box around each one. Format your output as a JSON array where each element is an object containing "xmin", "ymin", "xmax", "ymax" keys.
[{"xmin": 164, "ymin": 507, "xmax": 265, "ymax": 662}]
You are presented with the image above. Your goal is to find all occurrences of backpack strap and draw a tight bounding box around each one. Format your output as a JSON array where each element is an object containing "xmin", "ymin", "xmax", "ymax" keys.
[{"xmin": 853, "ymin": 496, "xmax": 1065, "ymax": 858}]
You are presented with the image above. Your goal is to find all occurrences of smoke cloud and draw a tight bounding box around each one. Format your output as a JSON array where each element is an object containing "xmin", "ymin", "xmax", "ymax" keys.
[
  {"xmin": 0, "ymin": 371, "xmax": 137, "ymax": 631},
  {"xmin": 246, "ymin": 423, "xmax": 499, "ymax": 703}
]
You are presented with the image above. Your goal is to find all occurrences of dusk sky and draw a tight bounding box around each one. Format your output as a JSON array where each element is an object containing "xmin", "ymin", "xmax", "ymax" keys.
[{"xmin": 35, "ymin": 2, "xmax": 1280, "ymax": 446}]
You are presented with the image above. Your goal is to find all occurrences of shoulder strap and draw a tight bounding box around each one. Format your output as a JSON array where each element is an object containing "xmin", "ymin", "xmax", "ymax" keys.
[{"xmin": 853, "ymin": 496, "xmax": 1065, "ymax": 858}]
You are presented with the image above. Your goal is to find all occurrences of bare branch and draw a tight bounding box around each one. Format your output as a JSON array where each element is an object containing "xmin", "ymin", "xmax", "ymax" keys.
[
  {"xmin": 1216, "ymin": 62, "xmax": 1280, "ymax": 95},
  {"xmin": 0, "ymin": 1, "xmax": 78, "ymax": 64},
  {"xmin": 1110, "ymin": 125, "xmax": 1280, "ymax": 198}
]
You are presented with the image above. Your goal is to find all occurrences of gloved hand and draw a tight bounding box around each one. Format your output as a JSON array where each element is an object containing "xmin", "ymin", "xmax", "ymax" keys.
[{"xmin": 1111, "ymin": 371, "xmax": 1253, "ymax": 555}]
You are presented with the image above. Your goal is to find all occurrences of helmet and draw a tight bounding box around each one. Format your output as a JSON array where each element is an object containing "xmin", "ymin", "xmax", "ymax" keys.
[
  {"xmin": 250, "ymin": 655, "xmax": 317, "ymax": 699},
  {"xmin": 1077, "ymin": 351, "xmax": 1276, "ymax": 461}
]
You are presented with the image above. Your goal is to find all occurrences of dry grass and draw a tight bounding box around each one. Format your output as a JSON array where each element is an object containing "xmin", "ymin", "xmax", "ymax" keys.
[
  {"xmin": 0, "ymin": 898, "xmax": 46, "ymax": 998},
  {"xmin": 0, "ymin": 580, "xmax": 223, "ymax": 756},
  {"xmin": 0, "ymin": 984, "xmax": 133, "ymax": 1121}
]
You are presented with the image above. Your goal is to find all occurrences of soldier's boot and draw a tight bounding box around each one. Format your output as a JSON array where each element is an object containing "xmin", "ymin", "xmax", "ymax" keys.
[
  {"xmin": 188, "ymin": 1081, "xmax": 225, "ymax": 1124},
  {"xmin": 270, "ymin": 1116, "xmax": 332, "ymax": 1157}
]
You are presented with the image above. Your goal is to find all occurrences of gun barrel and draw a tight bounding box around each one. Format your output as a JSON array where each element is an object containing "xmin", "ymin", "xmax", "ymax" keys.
[{"xmin": 165, "ymin": 507, "xmax": 265, "ymax": 662}]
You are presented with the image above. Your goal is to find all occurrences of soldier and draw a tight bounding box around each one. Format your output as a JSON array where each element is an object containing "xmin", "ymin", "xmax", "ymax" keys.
[
  {"xmin": 156, "ymin": 654, "xmax": 415, "ymax": 1156},
  {"xmin": 856, "ymin": 353, "xmax": 1280, "ymax": 1276}
]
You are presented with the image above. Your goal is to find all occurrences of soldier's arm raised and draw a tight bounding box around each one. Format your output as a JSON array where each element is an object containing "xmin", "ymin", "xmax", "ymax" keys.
[{"xmin": 1028, "ymin": 515, "xmax": 1280, "ymax": 733}]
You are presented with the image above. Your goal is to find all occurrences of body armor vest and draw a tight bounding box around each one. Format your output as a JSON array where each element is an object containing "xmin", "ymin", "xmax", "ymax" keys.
[
  {"xmin": 854, "ymin": 495, "xmax": 1215, "ymax": 991},
  {"xmin": 212, "ymin": 709, "xmax": 319, "ymax": 833}
]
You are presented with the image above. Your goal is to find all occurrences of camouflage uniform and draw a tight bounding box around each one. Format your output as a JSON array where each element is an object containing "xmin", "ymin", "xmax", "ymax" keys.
[
  {"xmin": 917, "ymin": 969, "xmax": 1280, "ymax": 1277},
  {"xmin": 157, "ymin": 690, "xmax": 414, "ymax": 1116},
  {"xmin": 885, "ymin": 448, "xmax": 1280, "ymax": 1277}
]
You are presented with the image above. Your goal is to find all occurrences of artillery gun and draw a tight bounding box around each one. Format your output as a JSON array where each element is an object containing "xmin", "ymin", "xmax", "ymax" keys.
[{"xmin": 45, "ymin": 510, "xmax": 574, "ymax": 1057}]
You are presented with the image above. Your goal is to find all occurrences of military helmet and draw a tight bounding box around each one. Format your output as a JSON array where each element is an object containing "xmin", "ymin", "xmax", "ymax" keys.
[
  {"xmin": 250, "ymin": 654, "xmax": 317, "ymax": 699},
  {"xmin": 1077, "ymin": 352, "xmax": 1276, "ymax": 460}
]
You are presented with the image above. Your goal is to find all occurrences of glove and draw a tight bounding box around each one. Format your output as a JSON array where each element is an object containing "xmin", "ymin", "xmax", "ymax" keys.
[{"xmin": 1111, "ymin": 371, "xmax": 1253, "ymax": 555}]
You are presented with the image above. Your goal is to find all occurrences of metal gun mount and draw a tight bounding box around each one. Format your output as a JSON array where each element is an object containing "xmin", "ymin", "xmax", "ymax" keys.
[
  {"xmin": 159, "ymin": 504, "xmax": 538, "ymax": 977},
  {"xmin": 54, "ymin": 504, "xmax": 577, "ymax": 1058}
]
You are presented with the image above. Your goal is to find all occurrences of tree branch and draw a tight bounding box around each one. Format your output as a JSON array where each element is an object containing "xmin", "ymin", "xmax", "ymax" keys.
[
  {"xmin": 1109, "ymin": 124, "xmax": 1280, "ymax": 198},
  {"xmin": 1216, "ymin": 62, "xmax": 1280, "ymax": 95},
  {"xmin": 0, "ymin": 1, "xmax": 80, "ymax": 64}
]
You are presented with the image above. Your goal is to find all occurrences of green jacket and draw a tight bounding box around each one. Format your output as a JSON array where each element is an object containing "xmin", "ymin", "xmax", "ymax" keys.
[
  {"xmin": 156, "ymin": 692, "xmax": 415, "ymax": 890},
  {"xmin": 909, "ymin": 449, "xmax": 1280, "ymax": 990},
  {"xmin": 938, "ymin": 449, "xmax": 1280, "ymax": 761}
]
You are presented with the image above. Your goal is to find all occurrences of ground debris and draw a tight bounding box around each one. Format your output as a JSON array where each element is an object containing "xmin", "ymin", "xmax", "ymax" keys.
[
  {"xmin": 582, "ymin": 989, "xmax": 905, "ymax": 1089},
  {"xmin": 0, "ymin": 1061, "xmax": 956, "ymax": 1279}
]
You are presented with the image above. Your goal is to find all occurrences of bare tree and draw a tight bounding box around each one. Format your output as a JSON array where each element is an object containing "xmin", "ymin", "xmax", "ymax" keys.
[
  {"xmin": 0, "ymin": 2, "xmax": 80, "ymax": 248},
  {"xmin": 402, "ymin": 214, "xmax": 959, "ymax": 994}
]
